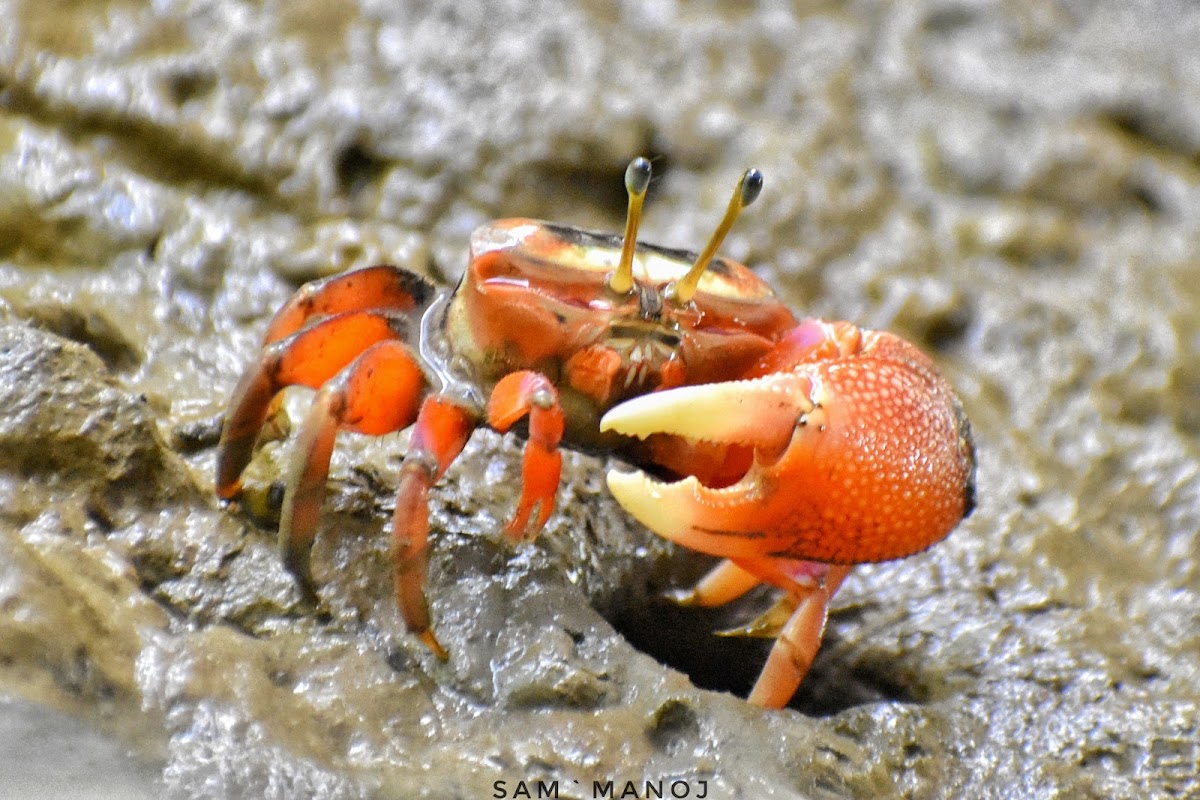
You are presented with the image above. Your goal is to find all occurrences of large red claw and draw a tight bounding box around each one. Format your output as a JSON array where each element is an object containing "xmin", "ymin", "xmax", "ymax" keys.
[{"xmin": 601, "ymin": 332, "xmax": 976, "ymax": 566}]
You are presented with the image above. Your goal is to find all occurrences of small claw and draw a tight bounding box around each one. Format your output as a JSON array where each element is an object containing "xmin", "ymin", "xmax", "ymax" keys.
[
  {"xmin": 600, "ymin": 372, "xmax": 812, "ymax": 451},
  {"xmin": 504, "ymin": 444, "xmax": 562, "ymax": 541},
  {"xmin": 487, "ymin": 371, "xmax": 565, "ymax": 541}
]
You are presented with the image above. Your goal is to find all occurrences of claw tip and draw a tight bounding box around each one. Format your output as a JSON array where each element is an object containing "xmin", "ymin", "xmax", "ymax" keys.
[{"xmin": 606, "ymin": 469, "xmax": 711, "ymax": 548}]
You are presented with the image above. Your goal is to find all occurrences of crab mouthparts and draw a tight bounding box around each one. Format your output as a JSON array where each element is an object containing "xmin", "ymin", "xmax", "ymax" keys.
[{"xmin": 598, "ymin": 375, "xmax": 810, "ymax": 554}]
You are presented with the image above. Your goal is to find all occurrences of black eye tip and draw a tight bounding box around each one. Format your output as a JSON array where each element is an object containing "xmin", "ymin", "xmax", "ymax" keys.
[
  {"xmin": 626, "ymin": 157, "xmax": 653, "ymax": 196},
  {"xmin": 741, "ymin": 169, "xmax": 764, "ymax": 207}
]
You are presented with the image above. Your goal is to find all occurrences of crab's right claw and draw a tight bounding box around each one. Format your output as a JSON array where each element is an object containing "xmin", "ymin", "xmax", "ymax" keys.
[{"xmin": 601, "ymin": 332, "xmax": 977, "ymax": 566}]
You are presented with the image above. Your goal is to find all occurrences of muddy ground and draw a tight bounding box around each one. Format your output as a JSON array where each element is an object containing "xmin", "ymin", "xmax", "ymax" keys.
[{"xmin": 0, "ymin": 2, "xmax": 1197, "ymax": 798}]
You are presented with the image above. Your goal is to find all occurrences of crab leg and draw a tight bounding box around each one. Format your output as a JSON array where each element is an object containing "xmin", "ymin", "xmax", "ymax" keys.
[
  {"xmin": 263, "ymin": 264, "xmax": 435, "ymax": 344},
  {"xmin": 485, "ymin": 371, "xmax": 566, "ymax": 539},
  {"xmin": 675, "ymin": 552, "xmax": 853, "ymax": 707},
  {"xmin": 740, "ymin": 562, "xmax": 851, "ymax": 708},
  {"xmin": 667, "ymin": 558, "xmax": 762, "ymax": 607},
  {"xmin": 278, "ymin": 340, "xmax": 426, "ymax": 598},
  {"xmin": 393, "ymin": 396, "xmax": 476, "ymax": 659},
  {"xmin": 216, "ymin": 310, "xmax": 414, "ymax": 498}
]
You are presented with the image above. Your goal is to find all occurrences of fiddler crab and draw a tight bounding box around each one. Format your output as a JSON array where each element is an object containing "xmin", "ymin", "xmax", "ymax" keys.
[{"xmin": 216, "ymin": 157, "xmax": 976, "ymax": 708}]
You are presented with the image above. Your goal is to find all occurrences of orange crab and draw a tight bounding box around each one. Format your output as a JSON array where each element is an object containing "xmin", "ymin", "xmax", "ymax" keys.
[{"xmin": 216, "ymin": 158, "xmax": 976, "ymax": 708}]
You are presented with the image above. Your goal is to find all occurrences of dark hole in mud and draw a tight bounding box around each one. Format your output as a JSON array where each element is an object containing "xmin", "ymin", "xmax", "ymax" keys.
[
  {"xmin": 1103, "ymin": 107, "xmax": 1195, "ymax": 165},
  {"xmin": 335, "ymin": 140, "xmax": 389, "ymax": 200},
  {"xmin": 386, "ymin": 646, "xmax": 422, "ymax": 675},
  {"xmin": 164, "ymin": 70, "xmax": 218, "ymax": 107},
  {"xmin": 646, "ymin": 698, "xmax": 700, "ymax": 754},
  {"xmin": 794, "ymin": 647, "xmax": 924, "ymax": 715},
  {"xmin": 22, "ymin": 303, "xmax": 143, "ymax": 372},
  {"xmin": 1117, "ymin": 179, "xmax": 1163, "ymax": 215},
  {"xmin": 921, "ymin": 301, "xmax": 975, "ymax": 353},
  {"xmin": 613, "ymin": 587, "xmax": 763, "ymax": 692},
  {"xmin": 922, "ymin": 7, "xmax": 978, "ymax": 36},
  {"xmin": 517, "ymin": 160, "xmax": 634, "ymax": 222},
  {"xmin": 171, "ymin": 414, "xmax": 225, "ymax": 453}
]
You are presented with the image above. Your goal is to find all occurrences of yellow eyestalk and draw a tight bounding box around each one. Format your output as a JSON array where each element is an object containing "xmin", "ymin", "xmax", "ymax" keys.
[
  {"xmin": 609, "ymin": 156, "xmax": 652, "ymax": 295},
  {"xmin": 669, "ymin": 167, "xmax": 763, "ymax": 306}
]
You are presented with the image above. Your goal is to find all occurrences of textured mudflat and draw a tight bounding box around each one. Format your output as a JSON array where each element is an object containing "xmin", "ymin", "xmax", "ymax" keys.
[{"xmin": 0, "ymin": 2, "xmax": 1197, "ymax": 798}]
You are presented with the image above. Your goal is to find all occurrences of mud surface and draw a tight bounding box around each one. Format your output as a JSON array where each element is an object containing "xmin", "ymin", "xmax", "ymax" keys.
[{"xmin": 1, "ymin": 2, "xmax": 1198, "ymax": 798}]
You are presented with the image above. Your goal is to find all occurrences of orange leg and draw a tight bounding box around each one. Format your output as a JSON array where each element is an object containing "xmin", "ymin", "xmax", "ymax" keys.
[
  {"xmin": 277, "ymin": 340, "xmax": 426, "ymax": 599},
  {"xmin": 486, "ymin": 371, "xmax": 565, "ymax": 540},
  {"xmin": 216, "ymin": 310, "xmax": 410, "ymax": 498},
  {"xmin": 731, "ymin": 560, "xmax": 851, "ymax": 708},
  {"xmin": 667, "ymin": 558, "xmax": 762, "ymax": 607},
  {"xmin": 392, "ymin": 396, "xmax": 476, "ymax": 659},
  {"xmin": 263, "ymin": 264, "xmax": 435, "ymax": 344}
]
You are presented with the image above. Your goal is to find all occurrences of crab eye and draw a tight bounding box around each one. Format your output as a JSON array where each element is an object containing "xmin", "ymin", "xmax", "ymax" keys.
[
  {"xmin": 609, "ymin": 156, "xmax": 653, "ymax": 295},
  {"xmin": 668, "ymin": 167, "xmax": 763, "ymax": 306}
]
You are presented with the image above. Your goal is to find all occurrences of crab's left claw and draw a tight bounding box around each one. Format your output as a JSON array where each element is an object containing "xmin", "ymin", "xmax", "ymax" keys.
[{"xmin": 601, "ymin": 330, "xmax": 977, "ymax": 566}]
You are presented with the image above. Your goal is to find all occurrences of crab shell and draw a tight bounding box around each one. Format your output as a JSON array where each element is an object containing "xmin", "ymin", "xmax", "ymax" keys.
[{"xmin": 444, "ymin": 218, "xmax": 797, "ymax": 445}]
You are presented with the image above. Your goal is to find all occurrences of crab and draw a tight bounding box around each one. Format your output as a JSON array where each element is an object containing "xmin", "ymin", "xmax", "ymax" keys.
[{"xmin": 215, "ymin": 157, "xmax": 976, "ymax": 708}]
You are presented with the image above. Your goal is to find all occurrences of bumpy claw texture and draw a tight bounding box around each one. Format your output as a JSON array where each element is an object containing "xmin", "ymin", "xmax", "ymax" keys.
[{"xmin": 603, "ymin": 322, "xmax": 976, "ymax": 566}]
